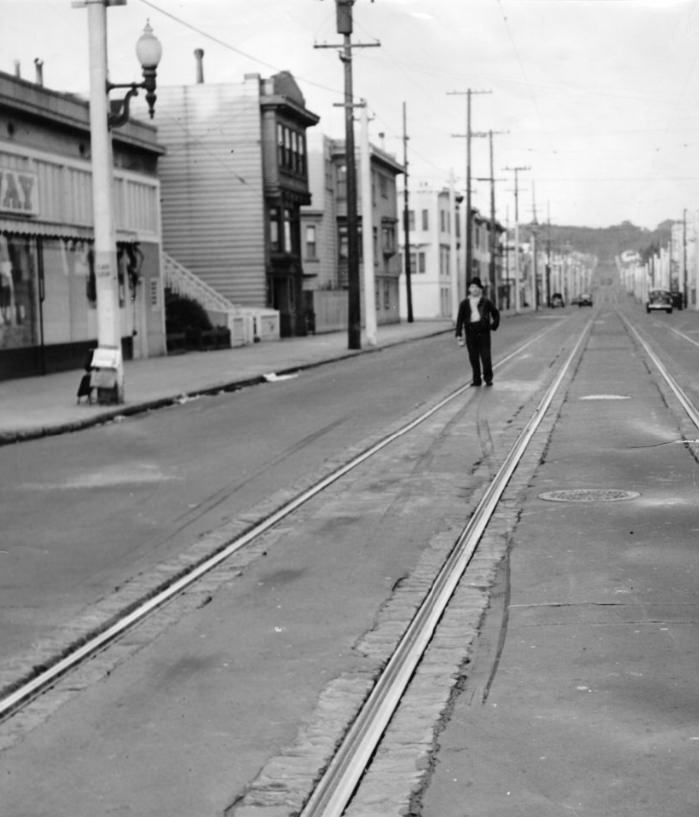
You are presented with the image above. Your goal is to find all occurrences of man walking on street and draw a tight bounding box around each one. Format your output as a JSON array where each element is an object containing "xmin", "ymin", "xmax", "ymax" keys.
[{"xmin": 455, "ymin": 277, "xmax": 500, "ymax": 386}]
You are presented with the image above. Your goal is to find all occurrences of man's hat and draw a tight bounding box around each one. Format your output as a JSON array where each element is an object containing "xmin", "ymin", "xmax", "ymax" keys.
[{"xmin": 469, "ymin": 277, "xmax": 483, "ymax": 289}]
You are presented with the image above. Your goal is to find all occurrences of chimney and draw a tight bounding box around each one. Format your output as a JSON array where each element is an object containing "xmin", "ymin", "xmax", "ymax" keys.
[
  {"xmin": 194, "ymin": 49, "xmax": 204, "ymax": 84},
  {"xmin": 34, "ymin": 58, "xmax": 44, "ymax": 86},
  {"xmin": 14, "ymin": 60, "xmax": 21, "ymax": 78}
]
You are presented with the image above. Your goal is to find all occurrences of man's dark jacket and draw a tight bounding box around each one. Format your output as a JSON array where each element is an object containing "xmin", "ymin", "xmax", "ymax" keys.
[{"xmin": 455, "ymin": 296, "xmax": 500, "ymax": 336}]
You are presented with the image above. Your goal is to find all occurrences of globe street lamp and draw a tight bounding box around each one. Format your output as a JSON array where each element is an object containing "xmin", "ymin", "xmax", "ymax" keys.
[
  {"xmin": 74, "ymin": 0, "xmax": 162, "ymax": 403},
  {"xmin": 108, "ymin": 21, "xmax": 163, "ymax": 128}
]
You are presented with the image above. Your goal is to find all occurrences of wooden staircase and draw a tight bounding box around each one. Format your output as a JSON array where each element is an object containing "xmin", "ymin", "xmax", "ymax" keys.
[{"xmin": 161, "ymin": 252, "xmax": 279, "ymax": 345}]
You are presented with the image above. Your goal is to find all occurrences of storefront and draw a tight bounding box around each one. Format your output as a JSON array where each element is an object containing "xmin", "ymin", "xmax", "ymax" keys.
[
  {"xmin": 0, "ymin": 226, "xmax": 162, "ymax": 378},
  {"xmin": 0, "ymin": 72, "xmax": 165, "ymax": 380}
]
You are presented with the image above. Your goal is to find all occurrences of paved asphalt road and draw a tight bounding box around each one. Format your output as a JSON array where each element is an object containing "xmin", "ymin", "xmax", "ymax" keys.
[
  {"xmin": 1, "ymin": 298, "xmax": 698, "ymax": 817},
  {"xmin": 419, "ymin": 303, "xmax": 699, "ymax": 817},
  {"xmin": 0, "ymin": 311, "xmax": 556, "ymax": 815}
]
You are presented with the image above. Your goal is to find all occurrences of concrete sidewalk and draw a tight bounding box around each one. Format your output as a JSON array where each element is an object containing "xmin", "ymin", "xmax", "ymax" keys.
[{"xmin": 0, "ymin": 320, "xmax": 453, "ymax": 445}]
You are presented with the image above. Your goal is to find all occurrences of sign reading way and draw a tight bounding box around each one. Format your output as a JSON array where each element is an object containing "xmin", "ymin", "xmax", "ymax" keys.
[{"xmin": 0, "ymin": 169, "xmax": 39, "ymax": 216}]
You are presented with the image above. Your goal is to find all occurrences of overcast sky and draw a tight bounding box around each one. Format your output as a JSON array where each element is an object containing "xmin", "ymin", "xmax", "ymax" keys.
[{"xmin": 3, "ymin": 0, "xmax": 699, "ymax": 230}]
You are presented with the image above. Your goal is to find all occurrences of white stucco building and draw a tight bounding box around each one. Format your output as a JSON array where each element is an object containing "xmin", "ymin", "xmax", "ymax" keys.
[{"xmin": 398, "ymin": 183, "xmax": 463, "ymax": 321}]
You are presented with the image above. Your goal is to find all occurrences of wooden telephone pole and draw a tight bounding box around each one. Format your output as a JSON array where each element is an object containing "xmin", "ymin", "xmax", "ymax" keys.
[
  {"xmin": 402, "ymin": 101, "xmax": 413, "ymax": 322},
  {"xmin": 474, "ymin": 129, "xmax": 507, "ymax": 304},
  {"xmin": 316, "ymin": 1, "xmax": 379, "ymax": 349},
  {"xmin": 448, "ymin": 88, "xmax": 491, "ymax": 283},
  {"xmin": 504, "ymin": 165, "xmax": 530, "ymax": 312}
]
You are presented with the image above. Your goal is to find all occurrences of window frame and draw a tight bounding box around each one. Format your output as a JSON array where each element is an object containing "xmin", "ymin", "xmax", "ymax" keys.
[{"xmin": 305, "ymin": 224, "xmax": 317, "ymax": 260}]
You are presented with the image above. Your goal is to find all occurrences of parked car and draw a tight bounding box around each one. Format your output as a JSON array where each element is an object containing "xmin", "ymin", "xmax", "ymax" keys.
[
  {"xmin": 646, "ymin": 289, "xmax": 673, "ymax": 314},
  {"xmin": 669, "ymin": 291, "xmax": 683, "ymax": 310},
  {"xmin": 577, "ymin": 293, "xmax": 593, "ymax": 307},
  {"xmin": 551, "ymin": 292, "xmax": 565, "ymax": 308}
]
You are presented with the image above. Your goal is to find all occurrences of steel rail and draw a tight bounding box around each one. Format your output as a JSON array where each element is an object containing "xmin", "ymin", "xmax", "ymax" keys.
[
  {"xmin": 298, "ymin": 320, "xmax": 594, "ymax": 817},
  {"xmin": 0, "ymin": 324, "xmax": 559, "ymax": 722},
  {"xmin": 621, "ymin": 313, "xmax": 699, "ymax": 429},
  {"xmin": 669, "ymin": 325, "xmax": 699, "ymax": 350}
]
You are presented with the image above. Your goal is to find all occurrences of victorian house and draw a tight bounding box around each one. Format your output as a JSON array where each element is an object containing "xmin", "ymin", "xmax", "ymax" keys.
[
  {"xmin": 301, "ymin": 132, "xmax": 403, "ymax": 332},
  {"xmin": 471, "ymin": 211, "xmax": 507, "ymax": 307},
  {"xmin": 154, "ymin": 66, "xmax": 319, "ymax": 337}
]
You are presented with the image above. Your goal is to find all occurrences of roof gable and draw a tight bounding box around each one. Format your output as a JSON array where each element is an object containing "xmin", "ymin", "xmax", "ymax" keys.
[{"xmin": 270, "ymin": 71, "xmax": 307, "ymax": 107}]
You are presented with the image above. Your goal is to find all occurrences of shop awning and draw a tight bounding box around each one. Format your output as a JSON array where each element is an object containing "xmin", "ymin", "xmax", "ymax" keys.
[{"xmin": 0, "ymin": 218, "xmax": 94, "ymax": 241}]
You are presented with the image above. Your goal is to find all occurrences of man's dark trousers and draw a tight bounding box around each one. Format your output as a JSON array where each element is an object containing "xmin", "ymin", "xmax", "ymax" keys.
[{"xmin": 465, "ymin": 327, "xmax": 493, "ymax": 384}]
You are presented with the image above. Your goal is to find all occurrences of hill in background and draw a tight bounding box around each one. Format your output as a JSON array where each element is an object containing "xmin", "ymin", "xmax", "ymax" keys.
[{"xmin": 519, "ymin": 220, "xmax": 673, "ymax": 264}]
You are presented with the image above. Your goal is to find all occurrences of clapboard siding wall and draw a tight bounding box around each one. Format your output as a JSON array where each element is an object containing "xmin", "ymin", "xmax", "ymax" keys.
[
  {"xmin": 303, "ymin": 133, "xmax": 337, "ymax": 291},
  {"xmin": 156, "ymin": 80, "xmax": 266, "ymax": 306}
]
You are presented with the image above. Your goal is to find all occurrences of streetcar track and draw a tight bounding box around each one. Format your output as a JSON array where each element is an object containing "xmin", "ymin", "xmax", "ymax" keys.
[
  {"xmin": 620, "ymin": 311, "xmax": 699, "ymax": 428},
  {"xmin": 670, "ymin": 325, "xmax": 699, "ymax": 349},
  {"xmin": 299, "ymin": 308, "xmax": 699, "ymax": 817},
  {"xmin": 6, "ymin": 308, "xmax": 692, "ymax": 811},
  {"xmin": 0, "ymin": 323, "xmax": 560, "ymax": 724},
  {"xmin": 297, "ymin": 322, "xmax": 594, "ymax": 817}
]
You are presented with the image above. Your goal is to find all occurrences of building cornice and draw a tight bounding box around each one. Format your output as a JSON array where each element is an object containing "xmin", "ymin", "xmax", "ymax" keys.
[
  {"xmin": 329, "ymin": 139, "xmax": 404, "ymax": 175},
  {"xmin": 0, "ymin": 71, "xmax": 165, "ymax": 155},
  {"xmin": 260, "ymin": 94, "xmax": 320, "ymax": 128}
]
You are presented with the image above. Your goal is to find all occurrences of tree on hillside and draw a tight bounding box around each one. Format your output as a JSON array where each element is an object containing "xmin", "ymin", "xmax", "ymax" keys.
[
  {"xmin": 640, "ymin": 242, "xmax": 660, "ymax": 264},
  {"xmin": 536, "ymin": 221, "xmax": 671, "ymax": 262}
]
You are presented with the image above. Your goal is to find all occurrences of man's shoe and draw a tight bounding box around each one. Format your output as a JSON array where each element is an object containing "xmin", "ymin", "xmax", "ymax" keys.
[
  {"xmin": 471, "ymin": 380, "xmax": 482, "ymax": 387},
  {"xmin": 485, "ymin": 380, "xmax": 493, "ymax": 386}
]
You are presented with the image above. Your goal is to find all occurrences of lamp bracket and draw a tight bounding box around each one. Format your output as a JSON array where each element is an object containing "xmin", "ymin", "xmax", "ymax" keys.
[
  {"xmin": 106, "ymin": 82, "xmax": 141, "ymax": 129},
  {"xmin": 106, "ymin": 66, "xmax": 158, "ymax": 128}
]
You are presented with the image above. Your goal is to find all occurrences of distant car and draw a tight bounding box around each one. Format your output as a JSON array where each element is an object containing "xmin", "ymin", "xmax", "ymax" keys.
[
  {"xmin": 646, "ymin": 289, "xmax": 673, "ymax": 314},
  {"xmin": 669, "ymin": 291, "xmax": 683, "ymax": 310},
  {"xmin": 551, "ymin": 292, "xmax": 565, "ymax": 308},
  {"xmin": 577, "ymin": 293, "xmax": 593, "ymax": 307}
]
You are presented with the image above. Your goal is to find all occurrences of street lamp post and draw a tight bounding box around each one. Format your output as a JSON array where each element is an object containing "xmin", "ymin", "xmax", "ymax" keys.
[{"xmin": 75, "ymin": 0, "xmax": 161, "ymax": 403}]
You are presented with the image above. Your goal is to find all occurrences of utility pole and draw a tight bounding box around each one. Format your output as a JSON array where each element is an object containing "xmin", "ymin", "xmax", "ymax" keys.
[
  {"xmin": 683, "ymin": 208, "xmax": 688, "ymax": 309},
  {"xmin": 503, "ymin": 206, "xmax": 511, "ymax": 309},
  {"xmin": 359, "ymin": 100, "xmax": 376, "ymax": 345},
  {"xmin": 74, "ymin": 0, "xmax": 161, "ymax": 403},
  {"xmin": 546, "ymin": 201, "xmax": 552, "ymax": 308},
  {"xmin": 402, "ymin": 101, "xmax": 413, "ymax": 322},
  {"xmin": 83, "ymin": 0, "xmax": 124, "ymax": 400},
  {"xmin": 474, "ymin": 129, "xmax": 507, "ymax": 305},
  {"xmin": 504, "ymin": 165, "xmax": 530, "ymax": 312},
  {"xmin": 316, "ymin": 1, "xmax": 379, "ymax": 349},
  {"xmin": 447, "ymin": 169, "xmax": 461, "ymax": 321},
  {"xmin": 448, "ymin": 89, "xmax": 491, "ymax": 283},
  {"xmin": 531, "ymin": 181, "xmax": 539, "ymax": 309},
  {"xmin": 488, "ymin": 130, "xmax": 497, "ymax": 303}
]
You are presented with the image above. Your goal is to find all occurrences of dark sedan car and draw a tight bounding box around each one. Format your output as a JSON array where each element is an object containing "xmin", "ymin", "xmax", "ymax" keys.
[
  {"xmin": 646, "ymin": 290, "xmax": 673, "ymax": 314},
  {"xmin": 577, "ymin": 293, "xmax": 593, "ymax": 307}
]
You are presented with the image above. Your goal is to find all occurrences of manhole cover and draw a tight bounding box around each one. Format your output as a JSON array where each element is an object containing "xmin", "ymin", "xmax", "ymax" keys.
[{"xmin": 538, "ymin": 488, "xmax": 640, "ymax": 503}]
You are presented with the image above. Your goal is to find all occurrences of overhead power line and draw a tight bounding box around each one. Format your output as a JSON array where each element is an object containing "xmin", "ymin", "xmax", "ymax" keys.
[{"xmin": 138, "ymin": 0, "xmax": 341, "ymax": 95}]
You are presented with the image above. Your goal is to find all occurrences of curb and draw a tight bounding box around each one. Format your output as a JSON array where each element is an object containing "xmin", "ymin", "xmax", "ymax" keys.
[{"xmin": 0, "ymin": 328, "xmax": 451, "ymax": 446}]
